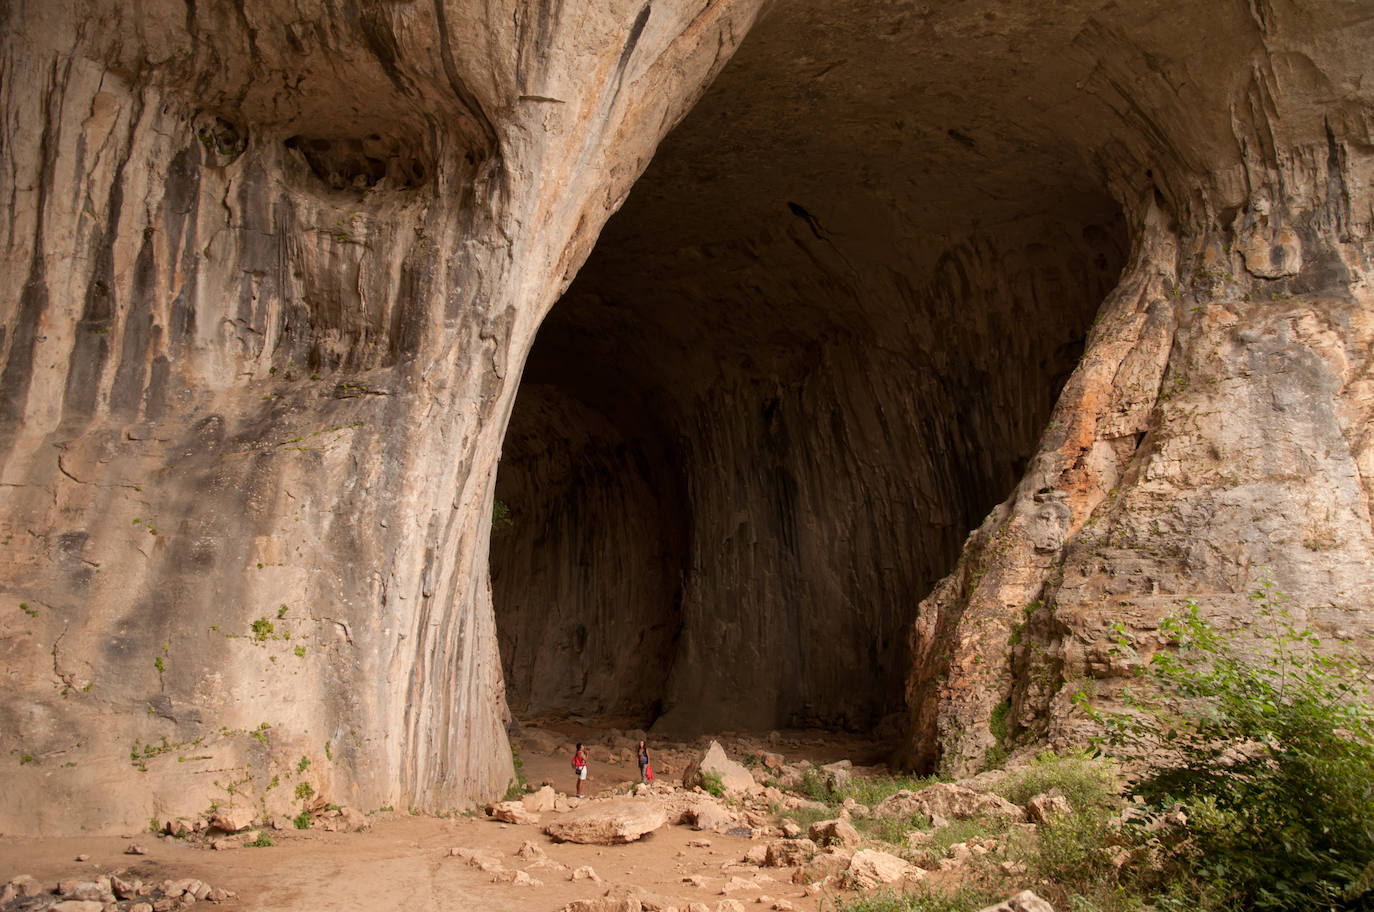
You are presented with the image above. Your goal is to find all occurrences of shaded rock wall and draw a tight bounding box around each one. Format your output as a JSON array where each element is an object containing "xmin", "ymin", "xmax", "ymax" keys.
[{"xmin": 0, "ymin": 0, "xmax": 765, "ymax": 834}]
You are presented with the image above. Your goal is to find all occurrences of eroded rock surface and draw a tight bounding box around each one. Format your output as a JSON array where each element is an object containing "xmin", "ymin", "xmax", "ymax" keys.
[{"xmin": 3, "ymin": 0, "xmax": 1373, "ymax": 836}]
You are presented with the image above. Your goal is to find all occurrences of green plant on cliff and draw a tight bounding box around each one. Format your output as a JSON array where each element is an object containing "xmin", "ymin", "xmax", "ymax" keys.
[
  {"xmin": 492, "ymin": 499, "xmax": 513, "ymax": 530},
  {"xmin": 1097, "ymin": 583, "xmax": 1374, "ymax": 911},
  {"xmin": 702, "ymin": 770, "xmax": 725, "ymax": 798}
]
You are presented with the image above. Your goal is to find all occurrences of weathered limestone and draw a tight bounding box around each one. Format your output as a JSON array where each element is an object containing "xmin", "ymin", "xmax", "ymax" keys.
[
  {"xmin": 3, "ymin": 0, "xmax": 1373, "ymax": 836},
  {"xmin": 0, "ymin": 0, "xmax": 766, "ymax": 834}
]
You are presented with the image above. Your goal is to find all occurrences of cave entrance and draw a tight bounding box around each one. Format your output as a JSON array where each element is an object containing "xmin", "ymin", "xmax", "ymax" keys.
[{"xmin": 491, "ymin": 4, "xmax": 1127, "ymax": 739}]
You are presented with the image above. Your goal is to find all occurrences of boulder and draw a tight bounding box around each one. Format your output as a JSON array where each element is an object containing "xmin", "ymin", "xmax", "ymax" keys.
[
  {"xmin": 522, "ymin": 785, "xmax": 558, "ymax": 813},
  {"xmin": 490, "ymin": 801, "xmax": 541, "ymax": 825},
  {"xmin": 975, "ymin": 890, "xmax": 1056, "ymax": 912},
  {"xmin": 764, "ymin": 838, "xmax": 815, "ymax": 867},
  {"xmin": 846, "ymin": 849, "xmax": 922, "ymax": 889},
  {"xmin": 873, "ymin": 783, "xmax": 1025, "ymax": 823},
  {"xmin": 807, "ymin": 818, "xmax": 859, "ymax": 848},
  {"xmin": 688, "ymin": 800, "xmax": 739, "ymax": 832},
  {"xmin": 1025, "ymin": 791, "xmax": 1073, "ymax": 824},
  {"xmin": 682, "ymin": 741, "xmax": 754, "ymax": 794},
  {"xmin": 209, "ymin": 806, "xmax": 256, "ymax": 833},
  {"xmin": 544, "ymin": 798, "xmax": 668, "ymax": 844}
]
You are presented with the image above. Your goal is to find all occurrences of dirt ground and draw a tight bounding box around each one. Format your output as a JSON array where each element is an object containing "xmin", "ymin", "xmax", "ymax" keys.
[{"xmin": 0, "ymin": 728, "xmax": 899, "ymax": 912}]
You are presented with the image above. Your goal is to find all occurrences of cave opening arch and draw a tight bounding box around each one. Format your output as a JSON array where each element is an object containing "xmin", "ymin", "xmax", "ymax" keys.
[{"xmin": 490, "ymin": 1, "xmax": 1129, "ymax": 743}]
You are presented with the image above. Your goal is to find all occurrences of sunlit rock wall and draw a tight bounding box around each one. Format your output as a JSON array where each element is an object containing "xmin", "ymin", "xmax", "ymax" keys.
[{"xmin": 0, "ymin": 0, "xmax": 765, "ymax": 835}]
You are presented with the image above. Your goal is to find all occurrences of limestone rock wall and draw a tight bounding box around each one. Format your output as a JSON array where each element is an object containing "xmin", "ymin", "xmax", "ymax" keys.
[
  {"xmin": 0, "ymin": 0, "xmax": 765, "ymax": 835},
  {"xmin": 3, "ymin": 0, "xmax": 1372, "ymax": 836},
  {"xmin": 903, "ymin": 7, "xmax": 1374, "ymax": 773}
]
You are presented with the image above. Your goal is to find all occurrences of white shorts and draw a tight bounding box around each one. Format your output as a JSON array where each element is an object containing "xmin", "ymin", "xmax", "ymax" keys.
[{"xmin": 577, "ymin": 766, "xmax": 587, "ymax": 780}]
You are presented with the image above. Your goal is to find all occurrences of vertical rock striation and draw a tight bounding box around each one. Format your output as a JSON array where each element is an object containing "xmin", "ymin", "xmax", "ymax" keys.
[{"xmin": 0, "ymin": 0, "xmax": 765, "ymax": 834}]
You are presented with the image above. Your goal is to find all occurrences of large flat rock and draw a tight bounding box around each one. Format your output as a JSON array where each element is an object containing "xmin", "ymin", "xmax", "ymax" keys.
[{"xmin": 543, "ymin": 798, "xmax": 668, "ymax": 845}]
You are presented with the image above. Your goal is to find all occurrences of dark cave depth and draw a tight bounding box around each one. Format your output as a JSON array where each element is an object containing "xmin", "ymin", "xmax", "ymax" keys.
[{"xmin": 491, "ymin": 0, "xmax": 1129, "ymax": 736}]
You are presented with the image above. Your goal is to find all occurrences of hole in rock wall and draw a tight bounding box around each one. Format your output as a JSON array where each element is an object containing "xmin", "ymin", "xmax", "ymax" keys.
[{"xmin": 492, "ymin": 5, "xmax": 1128, "ymax": 742}]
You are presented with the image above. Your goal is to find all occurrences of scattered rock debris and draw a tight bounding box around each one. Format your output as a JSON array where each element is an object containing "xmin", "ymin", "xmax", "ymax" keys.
[{"xmin": 1, "ymin": 873, "xmax": 237, "ymax": 911}]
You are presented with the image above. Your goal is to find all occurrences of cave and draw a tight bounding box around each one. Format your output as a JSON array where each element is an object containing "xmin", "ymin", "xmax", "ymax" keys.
[{"xmin": 491, "ymin": 1, "xmax": 1128, "ymax": 737}]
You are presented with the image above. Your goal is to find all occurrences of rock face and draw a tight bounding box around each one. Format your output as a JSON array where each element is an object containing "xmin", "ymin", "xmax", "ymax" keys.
[
  {"xmin": 3, "ymin": 0, "xmax": 1374, "ymax": 835},
  {"xmin": 0, "ymin": 0, "xmax": 766, "ymax": 835}
]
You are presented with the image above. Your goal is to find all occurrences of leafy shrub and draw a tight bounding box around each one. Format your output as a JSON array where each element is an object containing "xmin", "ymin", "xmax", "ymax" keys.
[
  {"xmin": 1099, "ymin": 584, "xmax": 1374, "ymax": 911},
  {"xmin": 855, "ymin": 811, "xmax": 927, "ymax": 847},
  {"xmin": 992, "ymin": 750, "xmax": 1118, "ymax": 812},
  {"xmin": 847, "ymin": 772, "xmax": 939, "ymax": 808},
  {"xmin": 292, "ymin": 810, "xmax": 310, "ymax": 830},
  {"xmin": 800, "ymin": 767, "xmax": 834, "ymax": 801},
  {"xmin": 702, "ymin": 770, "xmax": 725, "ymax": 798},
  {"xmin": 246, "ymin": 831, "xmax": 274, "ymax": 847}
]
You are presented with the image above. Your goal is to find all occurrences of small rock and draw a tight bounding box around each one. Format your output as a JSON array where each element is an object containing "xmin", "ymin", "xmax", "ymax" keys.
[
  {"xmin": 50, "ymin": 902, "xmax": 104, "ymax": 912},
  {"xmin": 715, "ymin": 901, "xmax": 747, "ymax": 912},
  {"xmin": 516, "ymin": 840, "xmax": 547, "ymax": 860},
  {"xmin": 124, "ymin": 843, "xmax": 148, "ymax": 855},
  {"xmin": 494, "ymin": 869, "xmax": 542, "ymax": 887},
  {"xmin": 75, "ymin": 853, "xmax": 89, "ymax": 861},
  {"xmin": 130, "ymin": 904, "xmax": 154, "ymax": 912},
  {"xmin": 687, "ymin": 838, "xmax": 712, "ymax": 848},
  {"xmin": 571, "ymin": 865, "xmax": 602, "ymax": 882},
  {"xmin": 206, "ymin": 887, "xmax": 234, "ymax": 903},
  {"xmin": 779, "ymin": 821, "xmax": 801, "ymax": 839},
  {"xmin": 453, "ymin": 847, "xmax": 506, "ymax": 872},
  {"xmin": 743, "ymin": 845, "xmax": 769, "ymax": 865}
]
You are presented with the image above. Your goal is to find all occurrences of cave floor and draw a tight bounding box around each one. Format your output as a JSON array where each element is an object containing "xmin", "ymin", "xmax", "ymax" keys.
[{"xmin": 1, "ymin": 729, "xmax": 913, "ymax": 912}]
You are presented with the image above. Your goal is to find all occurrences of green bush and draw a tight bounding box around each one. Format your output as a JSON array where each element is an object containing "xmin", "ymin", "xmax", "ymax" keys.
[
  {"xmin": 992, "ymin": 750, "xmax": 1118, "ymax": 812},
  {"xmin": 702, "ymin": 770, "xmax": 725, "ymax": 798},
  {"xmin": 1099, "ymin": 584, "xmax": 1374, "ymax": 911}
]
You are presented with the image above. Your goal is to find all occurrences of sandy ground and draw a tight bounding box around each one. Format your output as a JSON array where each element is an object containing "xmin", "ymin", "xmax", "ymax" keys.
[{"xmin": 1, "ymin": 729, "xmax": 895, "ymax": 912}]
